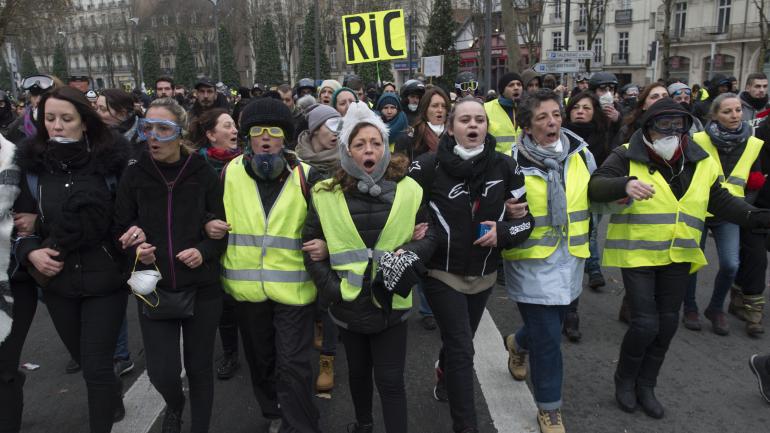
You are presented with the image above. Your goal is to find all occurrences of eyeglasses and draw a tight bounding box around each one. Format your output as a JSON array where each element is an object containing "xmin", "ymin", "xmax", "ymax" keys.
[
  {"xmin": 21, "ymin": 75, "xmax": 54, "ymax": 92},
  {"xmin": 324, "ymin": 118, "xmax": 342, "ymax": 135},
  {"xmin": 458, "ymin": 81, "xmax": 479, "ymax": 92},
  {"xmin": 650, "ymin": 115, "xmax": 688, "ymax": 134},
  {"xmin": 672, "ymin": 89, "xmax": 692, "ymax": 97},
  {"xmin": 137, "ymin": 118, "xmax": 182, "ymax": 142},
  {"xmin": 249, "ymin": 126, "xmax": 284, "ymax": 138}
]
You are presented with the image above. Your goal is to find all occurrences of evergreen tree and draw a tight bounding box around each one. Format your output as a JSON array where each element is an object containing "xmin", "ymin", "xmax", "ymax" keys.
[
  {"xmin": 52, "ymin": 43, "xmax": 68, "ymax": 80},
  {"xmin": 218, "ymin": 26, "xmax": 240, "ymax": 86},
  {"xmin": 0, "ymin": 57, "xmax": 12, "ymax": 91},
  {"xmin": 297, "ymin": 5, "xmax": 330, "ymax": 82},
  {"xmin": 20, "ymin": 50, "xmax": 38, "ymax": 77},
  {"xmin": 254, "ymin": 19, "xmax": 284, "ymax": 85},
  {"xmin": 422, "ymin": 0, "xmax": 459, "ymax": 90},
  {"xmin": 174, "ymin": 34, "xmax": 196, "ymax": 89},
  {"xmin": 354, "ymin": 61, "xmax": 394, "ymax": 86},
  {"xmin": 141, "ymin": 37, "xmax": 161, "ymax": 90}
]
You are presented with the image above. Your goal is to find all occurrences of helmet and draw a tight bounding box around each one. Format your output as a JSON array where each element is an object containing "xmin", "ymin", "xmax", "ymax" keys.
[
  {"xmin": 454, "ymin": 71, "xmax": 479, "ymax": 94},
  {"xmin": 575, "ymin": 73, "xmax": 590, "ymax": 83},
  {"xmin": 588, "ymin": 72, "xmax": 618, "ymax": 91},
  {"xmin": 400, "ymin": 79, "xmax": 425, "ymax": 98},
  {"xmin": 296, "ymin": 78, "xmax": 315, "ymax": 93},
  {"xmin": 343, "ymin": 74, "xmax": 362, "ymax": 88}
]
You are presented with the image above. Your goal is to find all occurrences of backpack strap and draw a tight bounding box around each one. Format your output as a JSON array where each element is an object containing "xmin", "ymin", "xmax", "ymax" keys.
[{"xmin": 296, "ymin": 163, "xmax": 309, "ymax": 201}]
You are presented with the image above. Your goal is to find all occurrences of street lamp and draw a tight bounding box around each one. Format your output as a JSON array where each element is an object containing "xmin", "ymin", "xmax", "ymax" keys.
[
  {"xmin": 128, "ymin": 17, "xmax": 144, "ymax": 90},
  {"xmin": 209, "ymin": 0, "xmax": 222, "ymax": 83}
]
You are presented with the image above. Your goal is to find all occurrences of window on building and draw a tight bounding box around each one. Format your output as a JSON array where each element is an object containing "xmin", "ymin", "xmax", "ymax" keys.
[
  {"xmin": 176, "ymin": 12, "xmax": 181, "ymax": 25},
  {"xmin": 577, "ymin": 39, "xmax": 585, "ymax": 51},
  {"xmin": 554, "ymin": 0, "xmax": 561, "ymax": 19},
  {"xmin": 674, "ymin": 2, "xmax": 687, "ymax": 37},
  {"xmin": 410, "ymin": 34, "xmax": 419, "ymax": 57},
  {"xmin": 717, "ymin": 0, "xmax": 731, "ymax": 33},
  {"xmin": 593, "ymin": 37, "xmax": 603, "ymax": 63},
  {"xmin": 191, "ymin": 12, "xmax": 197, "ymax": 25},
  {"xmin": 618, "ymin": 0, "xmax": 631, "ymax": 8},
  {"xmin": 151, "ymin": 16, "xmax": 157, "ymax": 27},
  {"xmin": 329, "ymin": 46, "xmax": 337, "ymax": 67},
  {"xmin": 552, "ymin": 31, "xmax": 562, "ymax": 51},
  {"xmin": 579, "ymin": 4, "xmax": 587, "ymax": 27},
  {"xmin": 162, "ymin": 15, "xmax": 168, "ymax": 26},
  {"xmin": 618, "ymin": 32, "xmax": 628, "ymax": 60}
]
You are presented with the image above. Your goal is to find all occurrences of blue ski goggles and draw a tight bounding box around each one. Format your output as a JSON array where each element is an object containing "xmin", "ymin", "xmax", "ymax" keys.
[{"xmin": 137, "ymin": 118, "xmax": 182, "ymax": 142}]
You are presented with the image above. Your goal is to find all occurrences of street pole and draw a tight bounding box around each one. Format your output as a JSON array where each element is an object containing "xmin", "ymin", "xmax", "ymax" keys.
[
  {"xmin": 483, "ymin": 0, "xmax": 491, "ymax": 93},
  {"xmin": 58, "ymin": 31, "xmax": 70, "ymax": 78},
  {"xmin": 408, "ymin": 13, "xmax": 413, "ymax": 79},
  {"xmin": 313, "ymin": 0, "xmax": 320, "ymax": 84},
  {"xmin": 563, "ymin": 0, "xmax": 571, "ymax": 51},
  {"xmin": 129, "ymin": 18, "xmax": 144, "ymax": 90},
  {"xmin": 211, "ymin": 0, "xmax": 222, "ymax": 82}
]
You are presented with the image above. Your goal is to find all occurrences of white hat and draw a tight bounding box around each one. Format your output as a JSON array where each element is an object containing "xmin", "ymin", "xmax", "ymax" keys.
[{"xmin": 339, "ymin": 101, "xmax": 389, "ymax": 150}]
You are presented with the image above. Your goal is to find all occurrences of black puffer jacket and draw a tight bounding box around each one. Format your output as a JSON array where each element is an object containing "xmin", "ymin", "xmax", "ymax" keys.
[
  {"xmin": 408, "ymin": 133, "xmax": 534, "ymax": 276},
  {"xmin": 15, "ymin": 133, "xmax": 129, "ymax": 298},
  {"xmin": 114, "ymin": 150, "xmax": 226, "ymax": 298},
  {"xmin": 303, "ymin": 159, "xmax": 433, "ymax": 334}
]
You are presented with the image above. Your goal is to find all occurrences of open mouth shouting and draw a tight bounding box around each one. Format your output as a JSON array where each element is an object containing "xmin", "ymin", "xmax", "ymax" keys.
[{"xmin": 362, "ymin": 157, "xmax": 376, "ymax": 173}]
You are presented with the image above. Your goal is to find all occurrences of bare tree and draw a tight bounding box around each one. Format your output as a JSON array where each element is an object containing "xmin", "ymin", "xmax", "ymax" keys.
[
  {"xmin": 515, "ymin": 0, "xmax": 543, "ymax": 70},
  {"xmin": 756, "ymin": 0, "xmax": 769, "ymax": 73},
  {"xmin": 500, "ymin": 0, "xmax": 522, "ymax": 72},
  {"xmin": 580, "ymin": 0, "xmax": 606, "ymax": 72},
  {"xmin": 659, "ymin": 0, "xmax": 675, "ymax": 81}
]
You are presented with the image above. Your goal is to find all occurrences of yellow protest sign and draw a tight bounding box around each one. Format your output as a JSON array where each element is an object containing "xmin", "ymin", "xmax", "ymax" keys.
[{"xmin": 342, "ymin": 9, "xmax": 407, "ymax": 64}]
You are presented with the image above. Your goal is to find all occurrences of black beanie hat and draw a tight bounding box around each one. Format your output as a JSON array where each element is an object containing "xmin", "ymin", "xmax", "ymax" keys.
[
  {"xmin": 640, "ymin": 97, "xmax": 694, "ymax": 130},
  {"xmin": 498, "ymin": 72, "xmax": 523, "ymax": 94},
  {"xmin": 239, "ymin": 97, "xmax": 295, "ymax": 141}
]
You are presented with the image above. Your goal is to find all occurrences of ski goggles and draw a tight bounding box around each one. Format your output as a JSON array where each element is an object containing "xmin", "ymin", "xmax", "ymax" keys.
[
  {"xmin": 649, "ymin": 115, "xmax": 689, "ymax": 135},
  {"xmin": 248, "ymin": 126, "xmax": 284, "ymax": 138},
  {"xmin": 21, "ymin": 75, "xmax": 54, "ymax": 92},
  {"xmin": 457, "ymin": 81, "xmax": 479, "ymax": 92},
  {"xmin": 137, "ymin": 118, "xmax": 182, "ymax": 142},
  {"xmin": 670, "ymin": 88, "xmax": 692, "ymax": 97},
  {"xmin": 324, "ymin": 118, "xmax": 342, "ymax": 135}
]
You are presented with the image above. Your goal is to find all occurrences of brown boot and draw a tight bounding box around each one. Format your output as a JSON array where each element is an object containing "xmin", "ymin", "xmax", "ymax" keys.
[
  {"xmin": 316, "ymin": 354, "xmax": 334, "ymax": 392},
  {"xmin": 743, "ymin": 294, "xmax": 765, "ymax": 337},
  {"xmin": 728, "ymin": 285, "xmax": 745, "ymax": 319}
]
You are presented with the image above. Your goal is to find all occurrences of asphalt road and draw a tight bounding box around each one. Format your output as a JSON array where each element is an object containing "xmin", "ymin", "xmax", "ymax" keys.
[{"xmin": 15, "ymin": 230, "xmax": 770, "ymax": 433}]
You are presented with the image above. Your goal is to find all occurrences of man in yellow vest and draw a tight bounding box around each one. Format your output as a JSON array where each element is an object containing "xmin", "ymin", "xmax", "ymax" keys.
[
  {"xmin": 485, "ymin": 71, "xmax": 524, "ymax": 156},
  {"xmin": 205, "ymin": 98, "xmax": 322, "ymax": 433},
  {"xmin": 588, "ymin": 98, "xmax": 770, "ymax": 420}
]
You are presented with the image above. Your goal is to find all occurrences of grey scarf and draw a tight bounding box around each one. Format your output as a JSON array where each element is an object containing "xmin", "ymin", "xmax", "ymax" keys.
[
  {"xmin": 705, "ymin": 120, "xmax": 752, "ymax": 155},
  {"xmin": 339, "ymin": 139, "xmax": 396, "ymax": 202},
  {"xmin": 516, "ymin": 131, "xmax": 571, "ymax": 229}
]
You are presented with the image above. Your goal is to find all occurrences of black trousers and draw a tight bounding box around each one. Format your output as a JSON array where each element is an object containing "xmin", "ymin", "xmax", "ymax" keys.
[
  {"xmin": 45, "ymin": 289, "xmax": 127, "ymax": 433},
  {"xmin": 235, "ymin": 300, "xmax": 319, "ymax": 433},
  {"xmin": 217, "ymin": 291, "xmax": 239, "ymax": 355},
  {"xmin": 0, "ymin": 280, "xmax": 37, "ymax": 433},
  {"xmin": 423, "ymin": 277, "xmax": 492, "ymax": 433},
  {"xmin": 620, "ymin": 263, "xmax": 690, "ymax": 382},
  {"xmin": 735, "ymin": 227, "xmax": 767, "ymax": 296},
  {"xmin": 339, "ymin": 320, "xmax": 408, "ymax": 433},
  {"xmin": 138, "ymin": 294, "xmax": 222, "ymax": 433}
]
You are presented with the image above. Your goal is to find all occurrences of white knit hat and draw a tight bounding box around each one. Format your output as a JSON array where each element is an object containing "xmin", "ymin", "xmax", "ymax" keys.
[{"xmin": 339, "ymin": 101, "xmax": 390, "ymax": 150}]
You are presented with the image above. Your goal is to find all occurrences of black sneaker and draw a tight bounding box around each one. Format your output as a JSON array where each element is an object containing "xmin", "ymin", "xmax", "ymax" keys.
[
  {"xmin": 588, "ymin": 272, "xmax": 606, "ymax": 290},
  {"xmin": 161, "ymin": 404, "xmax": 183, "ymax": 433},
  {"xmin": 433, "ymin": 360, "xmax": 448, "ymax": 402},
  {"xmin": 65, "ymin": 358, "xmax": 81, "ymax": 374},
  {"xmin": 217, "ymin": 352, "xmax": 240, "ymax": 380},
  {"xmin": 114, "ymin": 358, "xmax": 135, "ymax": 377},
  {"xmin": 346, "ymin": 422, "xmax": 373, "ymax": 433},
  {"xmin": 749, "ymin": 354, "xmax": 770, "ymax": 403}
]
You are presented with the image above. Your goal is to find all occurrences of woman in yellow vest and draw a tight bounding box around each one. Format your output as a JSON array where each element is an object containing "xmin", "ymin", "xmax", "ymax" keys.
[
  {"xmin": 303, "ymin": 101, "xmax": 432, "ymax": 433},
  {"xmin": 588, "ymin": 98, "xmax": 770, "ymax": 419},
  {"xmin": 682, "ymin": 93, "xmax": 765, "ymax": 335},
  {"xmin": 501, "ymin": 89, "xmax": 596, "ymax": 433}
]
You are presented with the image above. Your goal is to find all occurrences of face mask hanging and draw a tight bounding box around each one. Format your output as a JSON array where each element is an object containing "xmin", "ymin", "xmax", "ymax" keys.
[{"xmin": 127, "ymin": 255, "xmax": 162, "ymax": 308}]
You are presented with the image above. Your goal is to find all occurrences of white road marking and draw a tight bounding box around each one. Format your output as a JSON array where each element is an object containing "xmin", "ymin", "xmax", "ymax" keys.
[
  {"xmin": 112, "ymin": 369, "xmax": 166, "ymax": 433},
  {"xmin": 474, "ymin": 309, "xmax": 539, "ymax": 433}
]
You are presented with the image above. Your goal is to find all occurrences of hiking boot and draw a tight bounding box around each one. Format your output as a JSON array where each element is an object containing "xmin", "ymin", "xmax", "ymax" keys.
[
  {"xmin": 347, "ymin": 423, "xmax": 373, "ymax": 433},
  {"xmin": 504, "ymin": 334, "xmax": 527, "ymax": 380},
  {"xmin": 65, "ymin": 357, "xmax": 81, "ymax": 374},
  {"xmin": 682, "ymin": 311, "xmax": 702, "ymax": 331},
  {"xmin": 749, "ymin": 354, "xmax": 770, "ymax": 403},
  {"xmin": 636, "ymin": 355, "xmax": 665, "ymax": 419},
  {"xmin": 537, "ymin": 409, "xmax": 565, "ymax": 433},
  {"xmin": 268, "ymin": 418, "xmax": 282, "ymax": 433},
  {"xmin": 614, "ymin": 349, "xmax": 643, "ymax": 413},
  {"xmin": 421, "ymin": 315, "xmax": 437, "ymax": 330},
  {"xmin": 217, "ymin": 352, "xmax": 240, "ymax": 380},
  {"xmin": 618, "ymin": 294, "xmax": 631, "ymax": 324},
  {"xmin": 728, "ymin": 285, "xmax": 745, "ymax": 318},
  {"xmin": 433, "ymin": 360, "xmax": 448, "ymax": 402},
  {"xmin": 313, "ymin": 320, "xmax": 323, "ymax": 350},
  {"xmin": 114, "ymin": 358, "xmax": 134, "ymax": 377},
  {"xmin": 704, "ymin": 309, "xmax": 729, "ymax": 336},
  {"xmin": 563, "ymin": 311, "xmax": 582, "ymax": 343},
  {"xmin": 636, "ymin": 386, "xmax": 664, "ymax": 419},
  {"xmin": 316, "ymin": 354, "xmax": 335, "ymax": 392},
  {"xmin": 161, "ymin": 399, "xmax": 184, "ymax": 433},
  {"xmin": 588, "ymin": 271, "xmax": 606, "ymax": 290},
  {"xmin": 742, "ymin": 295, "xmax": 765, "ymax": 337}
]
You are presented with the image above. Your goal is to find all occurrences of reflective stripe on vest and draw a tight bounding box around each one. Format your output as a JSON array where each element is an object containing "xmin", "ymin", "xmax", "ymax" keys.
[
  {"xmin": 484, "ymin": 99, "xmax": 521, "ymax": 156},
  {"xmin": 502, "ymin": 150, "xmax": 591, "ymax": 260},
  {"xmin": 693, "ymin": 131, "xmax": 763, "ymax": 198},
  {"xmin": 602, "ymin": 144, "xmax": 719, "ymax": 273},
  {"xmin": 220, "ymin": 155, "xmax": 316, "ymax": 305},
  {"xmin": 311, "ymin": 177, "xmax": 422, "ymax": 310}
]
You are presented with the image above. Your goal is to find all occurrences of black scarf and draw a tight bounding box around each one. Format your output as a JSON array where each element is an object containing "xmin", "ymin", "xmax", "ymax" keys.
[
  {"xmin": 564, "ymin": 121, "xmax": 595, "ymax": 141},
  {"xmin": 741, "ymin": 91, "xmax": 770, "ymax": 111},
  {"xmin": 43, "ymin": 138, "xmax": 92, "ymax": 172},
  {"xmin": 436, "ymin": 134, "xmax": 496, "ymax": 200}
]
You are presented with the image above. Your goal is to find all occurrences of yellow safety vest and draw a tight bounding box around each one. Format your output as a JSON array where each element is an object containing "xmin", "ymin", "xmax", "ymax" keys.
[
  {"xmin": 602, "ymin": 145, "xmax": 720, "ymax": 273},
  {"xmin": 311, "ymin": 177, "xmax": 422, "ymax": 310},
  {"xmin": 502, "ymin": 150, "xmax": 591, "ymax": 260},
  {"xmin": 220, "ymin": 155, "xmax": 316, "ymax": 305},
  {"xmin": 484, "ymin": 99, "xmax": 522, "ymax": 156},
  {"xmin": 693, "ymin": 131, "xmax": 763, "ymax": 198}
]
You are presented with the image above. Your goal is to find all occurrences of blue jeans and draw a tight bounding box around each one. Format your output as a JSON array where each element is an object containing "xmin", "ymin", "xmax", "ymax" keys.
[
  {"xmin": 114, "ymin": 313, "xmax": 130, "ymax": 361},
  {"xmin": 584, "ymin": 213, "xmax": 603, "ymax": 275},
  {"xmin": 415, "ymin": 281, "xmax": 433, "ymax": 317},
  {"xmin": 683, "ymin": 222, "xmax": 740, "ymax": 313},
  {"xmin": 514, "ymin": 303, "xmax": 568, "ymax": 410}
]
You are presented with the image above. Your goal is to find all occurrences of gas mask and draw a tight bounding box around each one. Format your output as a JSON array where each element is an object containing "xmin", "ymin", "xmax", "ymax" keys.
[{"xmin": 249, "ymin": 152, "xmax": 287, "ymax": 180}]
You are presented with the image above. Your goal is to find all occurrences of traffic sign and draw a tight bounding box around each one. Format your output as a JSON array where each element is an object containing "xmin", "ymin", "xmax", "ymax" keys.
[
  {"xmin": 545, "ymin": 50, "xmax": 594, "ymax": 61},
  {"xmin": 533, "ymin": 62, "xmax": 580, "ymax": 73}
]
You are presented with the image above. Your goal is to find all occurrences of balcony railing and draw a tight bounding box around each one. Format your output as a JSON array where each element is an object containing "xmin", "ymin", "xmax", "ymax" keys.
[
  {"xmin": 573, "ymin": 19, "xmax": 586, "ymax": 33},
  {"xmin": 615, "ymin": 9, "xmax": 632, "ymax": 25},
  {"xmin": 656, "ymin": 23, "xmax": 763, "ymax": 43},
  {"xmin": 549, "ymin": 13, "xmax": 563, "ymax": 24},
  {"xmin": 611, "ymin": 52, "xmax": 629, "ymax": 65}
]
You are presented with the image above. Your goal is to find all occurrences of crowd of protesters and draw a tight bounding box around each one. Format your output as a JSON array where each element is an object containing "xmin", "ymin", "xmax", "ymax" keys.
[{"xmin": 0, "ymin": 66, "xmax": 769, "ymax": 433}]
